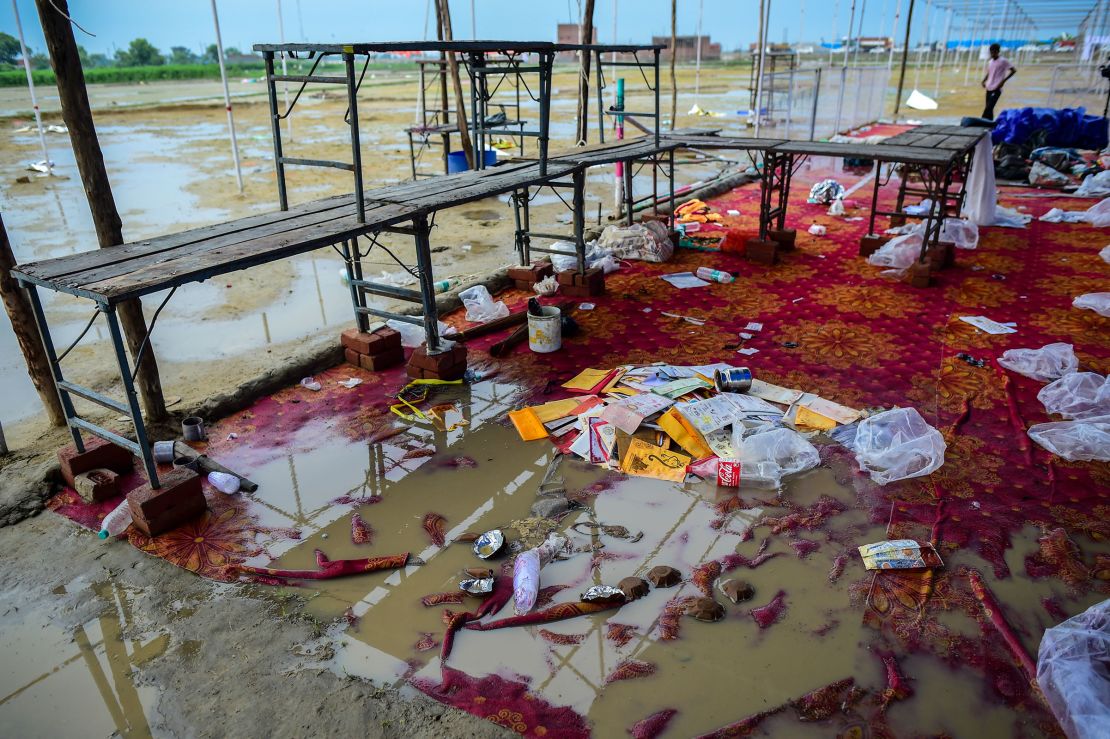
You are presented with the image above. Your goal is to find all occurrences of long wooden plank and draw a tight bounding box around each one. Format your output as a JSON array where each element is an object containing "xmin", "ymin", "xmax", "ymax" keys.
[
  {"xmin": 665, "ymin": 134, "xmax": 786, "ymax": 151},
  {"xmin": 64, "ymin": 200, "xmax": 371, "ymax": 289},
  {"xmin": 773, "ymin": 141, "xmax": 955, "ymax": 165},
  {"xmin": 401, "ymin": 163, "xmax": 579, "ymax": 211},
  {"xmin": 21, "ymin": 193, "xmax": 358, "ymax": 282},
  {"xmin": 86, "ymin": 203, "xmax": 417, "ymax": 302}
]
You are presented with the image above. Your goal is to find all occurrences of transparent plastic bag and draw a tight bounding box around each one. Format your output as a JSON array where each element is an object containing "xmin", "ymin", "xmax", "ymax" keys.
[
  {"xmin": 386, "ymin": 319, "xmax": 456, "ymax": 348},
  {"xmin": 1036, "ymin": 598, "xmax": 1110, "ymax": 739},
  {"xmin": 597, "ymin": 222, "xmax": 673, "ymax": 263},
  {"xmin": 1101, "ymin": 245, "xmax": 1110, "ymax": 264},
  {"xmin": 835, "ymin": 407, "xmax": 946, "ymax": 485},
  {"xmin": 458, "ymin": 284, "xmax": 510, "ymax": 323},
  {"xmin": 1038, "ymin": 372, "xmax": 1110, "ymax": 420},
  {"xmin": 868, "ymin": 231, "xmax": 923, "ymax": 270},
  {"xmin": 1086, "ymin": 198, "xmax": 1110, "ymax": 228},
  {"xmin": 734, "ymin": 427, "xmax": 820, "ymax": 488},
  {"xmin": 1027, "ymin": 416, "xmax": 1110, "ymax": 462},
  {"xmin": 940, "ymin": 218, "xmax": 979, "ymax": 249},
  {"xmin": 1074, "ymin": 169, "xmax": 1110, "ymax": 197},
  {"xmin": 1073, "ymin": 293, "xmax": 1110, "ymax": 318},
  {"xmin": 512, "ymin": 533, "xmax": 567, "ymax": 615},
  {"xmin": 998, "ymin": 343, "xmax": 1079, "ymax": 382},
  {"xmin": 1029, "ymin": 161, "xmax": 1072, "ymax": 188}
]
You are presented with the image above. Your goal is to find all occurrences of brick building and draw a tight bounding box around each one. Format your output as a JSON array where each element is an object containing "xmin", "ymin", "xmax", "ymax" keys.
[{"xmin": 653, "ymin": 35, "xmax": 722, "ymax": 62}]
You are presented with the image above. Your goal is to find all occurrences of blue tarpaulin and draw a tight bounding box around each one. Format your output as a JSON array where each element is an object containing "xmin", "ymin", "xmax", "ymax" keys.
[{"xmin": 991, "ymin": 107, "xmax": 1109, "ymax": 151}]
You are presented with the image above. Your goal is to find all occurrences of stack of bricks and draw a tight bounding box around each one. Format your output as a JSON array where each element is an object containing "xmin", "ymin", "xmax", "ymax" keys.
[
  {"xmin": 508, "ymin": 260, "xmax": 553, "ymax": 290},
  {"xmin": 555, "ymin": 266, "xmax": 605, "ymax": 297},
  {"xmin": 342, "ymin": 326, "xmax": 404, "ymax": 372},
  {"xmin": 768, "ymin": 227, "xmax": 796, "ymax": 252},
  {"xmin": 126, "ymin": 467, "xmax": 206, "ymax": 537},
  {"xmin": 58, "ymin": 438, "xmax": 134, "ymax": 490},
  {"xmin": 406, "ymin": 342, "xmax": 468, "ymax": 380}
]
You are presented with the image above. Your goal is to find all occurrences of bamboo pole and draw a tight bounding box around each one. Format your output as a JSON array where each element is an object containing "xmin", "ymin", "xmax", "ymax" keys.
[
  {"xmin": 35, "ymin": 0, "xmax": 168, "ymax": 421},
  {"xmin": 11, "ymin": 0, "xmax": 51, "ymax": 175},
  {"xmin": 210, "ymin": 0, "xmax": 244, "ymax": 192},
  {"xmin": 575, "ymin": 0, "xmax": 596, "ymax": 144},
  {"xmin": 669, "ymin": 0, "xmax": 677, "ymax": 129},
  {"xmin": 0, "ymin": 214, "xmax": 65, "ymax": 426},
  {"xmin": 437, "ymin": 0, "xmax": 474, "ymax": 168},
  {"xmin": 892, "ymin": 0, "xmax": 916, "ymax": 119}
]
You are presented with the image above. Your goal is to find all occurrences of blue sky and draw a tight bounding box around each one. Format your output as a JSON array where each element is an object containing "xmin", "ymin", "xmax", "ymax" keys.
[{"xmin": 2, "ymin": 0, "xmax": 1066, "ymax": 57}]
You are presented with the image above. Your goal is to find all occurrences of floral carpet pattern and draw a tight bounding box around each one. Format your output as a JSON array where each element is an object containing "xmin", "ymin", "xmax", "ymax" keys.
[{"xmin": 47, "ymin": 169, "xmax": 1109, "ymax": 736}]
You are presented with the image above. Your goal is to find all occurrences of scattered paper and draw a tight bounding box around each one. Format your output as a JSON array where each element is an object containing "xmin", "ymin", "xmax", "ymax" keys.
[
  {"xmin": 703, "ymin": 429, "xmax": 737, "ymax": 459},
  {"xmin": 563, "ymin": 367, "xmax": 619, "ymax": 393},
  {"xmin": 621, "ymin": 438, "xmax": 691, "ymax": 482},
  {"xmin": 726, "ymin": 209, "xmax": 740, "ymax": 216},
  {"xmin": 658, "ymin": 408, "xmax": 713, "ymax": 458},
  {"xmin": 588, "ymin": 418, "xmax": 616, "ymax": 464},
  {"xmin": 747, "ymin": 379, "xmax": 804, "ymax": 406},
  {"xmin": 652, "ymin": 377, "xmax": 712, "ymax": 399},
  {"xmin": 958, "ymin": 315, "xmax": 1017, "ymax": 335},
  {"xmin": 797, "ymin": 395, "xmax": 862, "ymax": 425},
  {"xmin": 660, "ymin": 272, "xmax": 711, "ymax": 289},
  {"xmin": 793, "ymin": 406, "xmax": 837, "ymax": 431},
  {"xmin": 339, "ymin": 378, "xmax": 363, "ymax": 389},
  {"xmin": 661, "ymin": 311, "xmax": 706, "ymax": 326},
  {"xmin": 300, "ymin": 377, "xmax": 322, "ymax": 392},
  {"xmin": 600, "ymin": 393, "xmax": 675, "ymax": 434},
  {"xmin": 858, "ymin": 540, "xmax": 944, "ymax": 570},
  {"xmin": 744, "ymin": 322, "xmax": 763, "ymax": 331},
  {"xmin": 578, "ymin": 302, "xmax": 595, "ymax": 310},
  {"xmin": 739, "ymin": 332, "xmax": 754, "ymax": 340},
  {"xmin": 509, "ymin": 408, "xmax": 548, "ymax": 441},
  {"xmin": 738, "ymin": 347, "xmax": 760, "ymax": 356},
  {"xmin": 677, "ymin": 396, "xmax": 742, "ymax": 435}
]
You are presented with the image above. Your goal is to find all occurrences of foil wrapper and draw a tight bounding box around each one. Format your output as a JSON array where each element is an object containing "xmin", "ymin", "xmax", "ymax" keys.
[
  {"xmin": 580, "ymin": 585, "xmax": 627, "ymax": 604},
  {"xmin": 808, "ymin": 179, "xmax": 846, "ymax": 204},
  {"xmin": 473, "ymin": 529, "xmax": 506, "ymax": 559},
  {"xmin": 459, "ymin": 577, "xmax": 495, "ymax": 595}
]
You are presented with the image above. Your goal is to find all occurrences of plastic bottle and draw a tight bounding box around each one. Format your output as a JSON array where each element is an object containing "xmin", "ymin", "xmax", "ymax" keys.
[
  {"xmin": 433, "ymin": 278, "xmax": 460, "ymax": 293},
  {"xmin": 207, "ymin": 471, "xmax": 241, "ymax": 494},
  {"xmin": 695, "ymin": 266, "xmax": 736, "ymax": 284},
  {"xmin": 98, "ymin": 499, "xmax": 133, "ymax": 539}
]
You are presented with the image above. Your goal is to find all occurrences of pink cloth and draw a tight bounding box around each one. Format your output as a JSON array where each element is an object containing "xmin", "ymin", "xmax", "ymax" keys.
[{"xmin": 985, "ymin": 57, "xmax": 1013, "ymax": 91}]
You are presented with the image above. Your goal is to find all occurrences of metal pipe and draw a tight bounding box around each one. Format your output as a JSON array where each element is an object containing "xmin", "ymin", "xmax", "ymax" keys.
[
  {"xmin": 263, "ymin": 51, "xmax": 286, "ymax": 208},
  {"xmin": 809, "ymin": 67, "xmax": 822, "ymax": 141},
  {"xmin": 276, "ymin": 0, "xmax": 292, "ymax": 142},
  {"xmin": 23, "ymin": 283, "xmax": 83, "ymax": 451},
  {"xmin": 893, "ymin": 0, "xmax": 918, "ymax": 119},
  {"xmin": 344, "ymin": 52, "xmax": 365, "ymax": 222},
  {"xmin": 412, "ymin": 215, "xmax": 441, "ymax": 353},
  {"xmin": 211, "ymin": 0, "xmax": 244, "ymax": 192},
  {"xmin": 103, "ymin": 306, "xmax": 159, "ymax": 488},
  {"xmin": 11, "ymin": 0, "xmax": 51, "ymax": 175},
  {"xmin": 754, "ymin": 0, "xmax": 770, "ymax": 137}
]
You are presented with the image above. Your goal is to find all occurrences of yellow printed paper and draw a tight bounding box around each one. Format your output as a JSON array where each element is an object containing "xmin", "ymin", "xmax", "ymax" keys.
[
  {"xmin": 795, "ymin": 406, "xmax": 837, "ymax": 431},
  {"xmin": 620, "ymin": 438, "xmax": 691, "ymax": 482},
  {"xmin": 562, "ymin": 368, "xmax": 614, "ymax": 392},
  {"xmin": 658, "ymin": 408, "xmax": 713, "ymax": 459},
  {"xmin": 508, "ymin": 408, "xmax": 548, "ymax": 441},
  {"xmin": 530, "ymin": 398, "xmax": 583, "ymax": 423},
  {"xmin": 600, "ymin": 368, "xmax": 627, "ymax": 394}
]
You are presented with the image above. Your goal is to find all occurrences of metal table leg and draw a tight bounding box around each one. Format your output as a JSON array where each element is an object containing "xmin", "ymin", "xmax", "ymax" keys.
[
  {"xmin": 103, "ymin": 306, "xmax": 159, "ymax": 487},
  {"xmin": 412, "ymin": 215, "xmax": 442, "ymax": 353},
  {"xmin": 572, "ymin": 169, "xmax": 587, "ymax": 274},
  {"xmin": 23, "ymin": 283, "xmax": 84, "ymax": 451}
]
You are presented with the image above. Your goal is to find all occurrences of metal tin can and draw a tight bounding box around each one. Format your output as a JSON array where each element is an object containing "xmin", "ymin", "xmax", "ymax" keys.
[
  {"xmin": 714, "ymin": 367, "xmax": 753, "ymax": 393},
  {"xmin": 717, "ymin": 459, "xmax": 741, "ymax": 487}
]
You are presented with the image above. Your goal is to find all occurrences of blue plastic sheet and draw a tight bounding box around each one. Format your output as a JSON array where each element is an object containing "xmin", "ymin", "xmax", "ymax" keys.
[{"xmin": 991, "ymin": 107, "xmax": 1109, "ymax": 150}]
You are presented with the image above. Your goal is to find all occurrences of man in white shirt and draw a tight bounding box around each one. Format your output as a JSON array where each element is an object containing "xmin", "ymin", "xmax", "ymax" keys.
[{"xmin": 981, "ymin": 43, "xmax": 1017, "ymax": 120}]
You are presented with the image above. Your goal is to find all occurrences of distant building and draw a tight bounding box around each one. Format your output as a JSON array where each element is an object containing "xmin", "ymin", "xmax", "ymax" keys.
[
  {"xmin": 857, "ymin": 36, "xmax": 892, "ymax": 51},
  {"xmin": 557, "ymin": 22, "xmax": 598, "ymax": 59},
  {"xmin": 655, "ymin": 35, "xmax": 721, "ymax": 62}
]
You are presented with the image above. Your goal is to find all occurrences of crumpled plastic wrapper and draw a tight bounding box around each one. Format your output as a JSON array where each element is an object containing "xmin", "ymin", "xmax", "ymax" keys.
[
  {"xmin": 808, "ymin": 179, "xmax": 846, "ymax": 204},
  {"xmin": 533, "ymin": 275, "xmax": 558, "ymax": 296}
]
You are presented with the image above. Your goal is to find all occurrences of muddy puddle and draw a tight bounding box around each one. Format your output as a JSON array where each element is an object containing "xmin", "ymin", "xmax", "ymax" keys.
[{"xmin": 0, "ymin": 580, "xmax": 167, "ymax": 738}]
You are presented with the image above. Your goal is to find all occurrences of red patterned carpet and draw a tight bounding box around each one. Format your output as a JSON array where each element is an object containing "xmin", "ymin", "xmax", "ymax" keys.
[{"xmin": 48, "ymin": 172, "xmax": 1109, "ymax": 737}]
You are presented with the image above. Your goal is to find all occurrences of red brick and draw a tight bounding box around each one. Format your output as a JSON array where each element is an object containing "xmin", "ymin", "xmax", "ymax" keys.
[
  {"xmin": 889, "ymin": 214, "xmax": 907, "ymax": 228},
  {"xmin": 73, "ymin": 468, "xmax": 120, "ymax": 503},
  {"xmin": 127, "ymin": 467, "xmax": 203, "ymax": 521},
  {"xmin": 341, "ymin": 327, "xmax": 402, "ymax": 356},
  {"xmin": 130, "ymin": 492, "xmax": 206, "ymax": 538},
  {"xmin": 508, "ymin": 261, "xmax": 553, "ymax": 284},
  {"xmin": 407, "ymin": 343, "xmax": 467, "ymax": 374},
  {"xmin": 744, "ymin": 239, "xmax": 778, "ymax": 265},
  {"xmin": 768, "ymin": 228, "xmax": 796, "ymax": 251},
  {"xmin": 908, "ymin": 261, "xmax": 932, "ymax": 288},
  {"xmin": 859, "ymin": 234, "xmax": 890, "ymax": 258},
  {"xmin": 359, "ymin": 345, "xmax": 404, "ymax": 372},
  {"xmin": 58, "ymin": 438, "xmax": 134, "ymax": 488},
  {"xmin": 344, "ymin": 347, "xmax": 361, "ymax": 367}
]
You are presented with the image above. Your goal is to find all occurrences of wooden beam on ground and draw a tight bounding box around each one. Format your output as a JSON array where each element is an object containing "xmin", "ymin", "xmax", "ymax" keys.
[
  {"xmin": 35, "ymin": 0, "xmax": 168, "ymax": 421},
  {"xmin": 0, "ymin": 214, "xmax": 65, "ymax": 426}
]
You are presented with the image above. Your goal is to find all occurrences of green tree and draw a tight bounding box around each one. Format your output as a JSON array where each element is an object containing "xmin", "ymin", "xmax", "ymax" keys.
[
  {"xmin": 168, "ymin": 46, "xmax": 197, "ymax": 64},
  {"xmin": 30, "ymin": 52, "xmax": 50, "ymax": 70},
  {"xmin": 0, "ymin": 31, "xmax": 21, "ymax": 66},
  {"xmin": 114, "ymin": 38, "xmax": 164, "ymax": 67},
  {"xmin": 202, "ymin": 43, "xmax": 218, "ymax": 63},
  {"xmin": 223, "ymin": 46, "xmax": 242, "ymax": 59}
]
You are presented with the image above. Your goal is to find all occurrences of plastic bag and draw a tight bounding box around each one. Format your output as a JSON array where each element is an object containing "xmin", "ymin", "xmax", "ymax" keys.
[
  {"xmin": 386, "ymin": 319, "xmax": 456, "ymax": 348},
  {"xmin": 834, "ymin": 407, "xmax": 946, "ymax": 485},
  {"xmin": 868, "ymin": 230, "xmax": 923, "ymax": 271},
  {"xmin": 459, "ymin": 284, "xmax": 510, "ymax": 323},
  {"xmin": 827, "ymin": 197, "xmax": 846, "ymax": 216},
  {"xmin": 533, "ymin": 275, "xmax": 558, "ymax": 296},
  {"xmin": 808, "ymin": 179, "xmax": 845, "ymax": 204},
  {"xmin": 1074, "ymin": 293, "xmax": 1110, "ymax": 317},
  {"xmin": 904, "ymin": 199, "xmax": 935, "ymax": 216},
  {"xmin": 1027, "ymin": 416, "xmax": 1110, "ymax": 462},
  {"xmin": 1074, "ymin": 169, "xmax": 1110, "ymax": 198},
  {"xmin": 597, "ymin": 222, "xmax": 673, "ymax": 263},
  {"xmin": 1036, "ymin": 598, "xmax": 1110, "ymax": 739},
  {"xmin": 963, "ymin": 136, "xmax": 997, "ymax": 226},
  {"xmin": 733, "ymin": 427, "xmax": 820, "ymax": 488},
  {"xmin": 549, "ymin": 242, "xmax": 579, "ymax": 272},
  {"xmin": 998, "ymin": 343, "xmax": 1079, "ymax": 382},
  {"xmin": 940, "ymin": 218, "xmax": 979, "ymax": 249},
  {"xmin": 993, "ymin": 205, "xmax": 1032, "ymax": 228},
  {"xmin": 1029, "ymin": 161, "xmax": 1072, "ymax": 188},
  {"xmin": 1086, "ymin": 198, "xmax": 1110, "ymax": 228},
  {"xmin": 1039, "ymin": 208, "xmax": 1087, "ymax": 224},
  {"xmin": 1038, "ymin": 373, "xmax": 1110, "ymax": 420},
  {"xmin": 1101, "ymin": 245, "xmax": 1110, "ymax": 264}
]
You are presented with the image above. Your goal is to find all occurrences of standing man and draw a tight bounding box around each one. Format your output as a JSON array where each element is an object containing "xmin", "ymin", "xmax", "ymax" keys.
[{"xmin": 981, "ymin": 43, "xmax": 1017, "ymax": 120}]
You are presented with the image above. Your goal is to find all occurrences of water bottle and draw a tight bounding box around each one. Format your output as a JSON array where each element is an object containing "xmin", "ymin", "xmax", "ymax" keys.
[
  {"xmin": 98, "ymin": 499, "xmax": 133, "ymax": 539},
  {"xmin": 433, "ymin": 278, "xmax": 460, "ymax": 293},
  {"xmin": 696, "ymin": 266, "xmax": 735, "ymax": 284},
  {"xmin": 207, "ymin": 471, "xmax": 241, "ymax": 494}
]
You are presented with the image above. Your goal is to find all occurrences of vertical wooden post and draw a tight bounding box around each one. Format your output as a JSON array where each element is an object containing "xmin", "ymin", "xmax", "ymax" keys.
[
  {"xmin": 0, "ymin": 215, "xmax": 65, "ymax": 427},
  {"xmin": 575, "ymin": 0, "xmax": 596, "ymax": 145},
  {"xmin": 670, "ymin": 0, "xmax": 677, "ymax": 129},
  {"xmin": 34, "ymin": 0, "xmax": 167, "ymax": 421},
  {"xmin": 437, "ymin": 0, "xmax": 475, "ymax": 169}
]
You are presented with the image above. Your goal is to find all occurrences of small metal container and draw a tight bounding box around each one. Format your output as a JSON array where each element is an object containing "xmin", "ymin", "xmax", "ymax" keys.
[
  {"xmin": 473, "ymin": 529, "xmax": 506, "ymax": 559},
  {"xmin": 182, "ymin": 416, "xmax": 207, "ymax": 442},
  {"xmin": 714, "ymin": 367, "xmax": 753, "ymax": 393},
  {"xmin": 172, "ymin": 456, "xmax": 200, "ymax": 471},
  {"xmin": 152, "ymin": 440, "xmax": 176, "ymax": 464}
]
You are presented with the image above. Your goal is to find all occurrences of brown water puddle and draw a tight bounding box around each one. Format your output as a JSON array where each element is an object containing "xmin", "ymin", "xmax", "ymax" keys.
[{"xmin": 0, "ymin": 580, "xmax": 168, "ymax": 737}]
